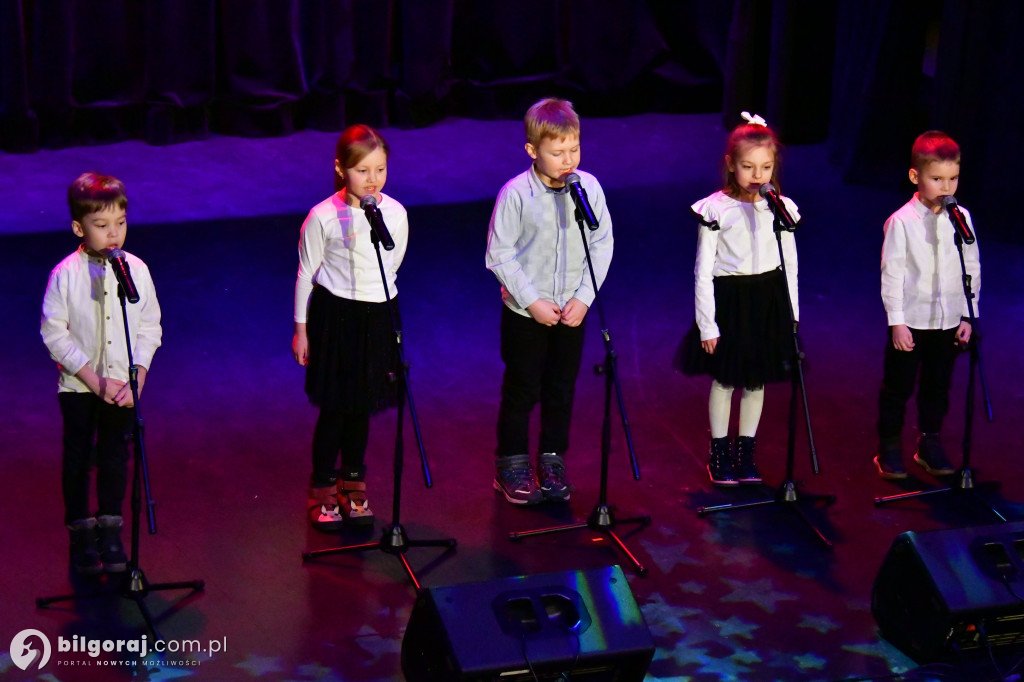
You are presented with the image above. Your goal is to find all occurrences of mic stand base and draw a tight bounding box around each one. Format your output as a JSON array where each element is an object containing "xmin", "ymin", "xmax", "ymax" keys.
[
  {"xmin": 873, "ymin": 468, "xmax": 1005, "ymax": 522},
  {"xmin": 36, "ymin": 566, "xmax": 204, "ymax": 642},
  {"xmin": 302, "ymin": 525, "xmax": 456, "ymax": 593},
  {"xmin": 697, "ymin": 481, "xmax": 836, "ymax": 550},
  {"xmin": 509, "ymin": 504, "xmax": 652, "ymax": 576}
]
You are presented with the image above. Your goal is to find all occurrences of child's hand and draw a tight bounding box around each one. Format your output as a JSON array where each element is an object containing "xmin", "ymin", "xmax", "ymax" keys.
[
  {"xmin": 527, "ymin": 300, "xmax": 561, "ymax": 326},
  {"xmin": 702, "ymin": 338, "xmax": 719, "ymax": 355},
  {"xmin": 293, "ymin": 325, "xmax": 309, "ymax": 366},
  {"xmin": 560, "ymin": 298, "xmax": 588, "ymax": 327},
  {"xmin": 101, "ymin": 378, "xmax": 129, "ymax": 405},
  {"xmin": 891, "ymin": 324, "xmax": 915, "ymax": 351},
  {"xmin": 955, "ymin": 320, "xmax": 972, "ymax": 348}
]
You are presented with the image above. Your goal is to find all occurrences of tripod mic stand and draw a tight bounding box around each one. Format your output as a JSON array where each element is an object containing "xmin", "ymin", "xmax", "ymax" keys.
[
  {"xmin": 37, "ymin": 283, "xmax": 204, "ymax": 641},
  {"xmin": 873, "ymin": 229, "xmax": 1000, "ymax": 520},
  {"xmin": 509, "ymin": 208, "xmax": 651, "ymax": 576},
  {"xmin": 302, "ymin": 227, "xmax": 455, "ymax": 593},
  {"xmin": 696, "ymin": 209, "xmax": 836, "ymax": 549}
]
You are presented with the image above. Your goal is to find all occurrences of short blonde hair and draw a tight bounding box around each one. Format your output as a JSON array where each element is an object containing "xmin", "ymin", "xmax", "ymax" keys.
[
  {"xmin": 524, "ymin": 98, "xmax": 580, "ymax": 148},
  {"xmin": 911, "ymin": 130, "xmax": 960, "ymax": 171}
]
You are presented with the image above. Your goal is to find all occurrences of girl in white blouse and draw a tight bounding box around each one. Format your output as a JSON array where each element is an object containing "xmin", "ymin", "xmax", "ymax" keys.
[{"xmin": 675, "ymin": 114, "xmax": 800, "ymax": 488}]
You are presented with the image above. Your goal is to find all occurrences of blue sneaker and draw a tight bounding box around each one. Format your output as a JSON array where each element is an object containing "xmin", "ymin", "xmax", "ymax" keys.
[
  {"xmin": 494, "ymin": 455, "xmax": 543, "ymax": 505},
  {"xmin": 537, "ymin": 453, "xmax": 571, "ymax": 502}
]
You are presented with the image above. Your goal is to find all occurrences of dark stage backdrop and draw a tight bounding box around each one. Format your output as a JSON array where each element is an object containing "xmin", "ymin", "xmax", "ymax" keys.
[{"xmin": 1, "ymin": 0, "xmax": 1020, "ymax": 236}]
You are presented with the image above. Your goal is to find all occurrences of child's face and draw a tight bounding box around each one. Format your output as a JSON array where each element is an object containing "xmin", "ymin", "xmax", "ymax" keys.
[
  {"xmin": 526, "ymin": 134, "xmax": 580, "ymax": 188},
  {"xmin": 910, "ymin": 160, "xmax": 959, "ymax": 212},
  {"xmin": 727, "ymin": 142, "xmax": 775, "ymax": 201},
  {"xmin": 336, "ymin": 147, "xmax": 388, "ymax": 206},
  {"xmin": 72, "ymin": 205, "xmax": 127, "ymax": 256}
]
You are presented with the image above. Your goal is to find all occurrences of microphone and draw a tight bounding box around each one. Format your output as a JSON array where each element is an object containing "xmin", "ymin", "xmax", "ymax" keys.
[
  {"xmin": 359, "ymin": 195, "xmax": 395, "ymax": 251},
  {"xmin": 564, "ymin": 173, "xmax": 599, "ymax": 230},
  {"xmin": 758, "ymin": 183, "xmax": 797, "ymax": 231},
  {"xmin": 107, "ymin": 249, "xmax": 140, "ymax": 303},
  {"xmin": 941, "ymin": 195, "xmax": 975, "ymax": 245}
]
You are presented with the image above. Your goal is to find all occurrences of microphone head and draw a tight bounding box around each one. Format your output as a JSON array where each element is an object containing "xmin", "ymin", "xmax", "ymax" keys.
[
  {"xmin": 563, "ymin": 172, "xmax": 582, "ymax": 186},
  {"xmin": 940, "ymin": 195, "xmax": 958, "ymax": 209},
  {"xmin": 359, "ymin": 194, "xmax": 378, "ymax": 210},
  {"xmin": 758, "ymin": 183, "xmax": 776, "ymax": 198},
  {"xmin": 107, "ymin": 248, "xmax": 126, "ymax": 261}
]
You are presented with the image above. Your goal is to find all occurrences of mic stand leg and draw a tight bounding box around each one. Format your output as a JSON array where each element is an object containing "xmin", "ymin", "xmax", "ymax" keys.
[
  {"xmin": 37, "ymin": 288, "xmax": 204, "ymax": 642},
  {"xmin": 509, "ymin": 213, "xmax": 651, "ymax": 576},
  {"xmin": 875, "ymin": 235, "xmax": 1001, "ymax": 520},
  {"xmin": 696, "ymin": 217, "xmax": 836, "ymax": 549},
  {"xmin": 301, "ymin": 236, "xmax": 456, "ymax": 593}
]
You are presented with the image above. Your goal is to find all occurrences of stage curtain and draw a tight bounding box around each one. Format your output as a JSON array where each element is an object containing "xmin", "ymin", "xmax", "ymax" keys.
[{"xmin": 0, "ymin": 0, "xmax": 728, "ymax": 152}]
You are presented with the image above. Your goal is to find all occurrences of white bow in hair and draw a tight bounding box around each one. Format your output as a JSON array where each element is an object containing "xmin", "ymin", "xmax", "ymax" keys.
[{"xmin": 741, "ymin": 111, "xmax": 767, "ymax": 127}]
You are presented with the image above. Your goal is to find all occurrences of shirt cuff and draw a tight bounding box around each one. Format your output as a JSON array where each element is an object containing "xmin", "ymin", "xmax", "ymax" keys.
[{"xmin": 886, "ymin": 311, "xmax": 905, "ymax": 326}]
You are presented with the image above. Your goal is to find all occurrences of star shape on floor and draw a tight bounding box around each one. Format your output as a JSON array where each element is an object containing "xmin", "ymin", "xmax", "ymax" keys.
[
  {"xmin": 294, "ymin": 661, "xmax": 345, "ymax": 680},
  {"xmin": 639, "ymin": 538, "xmax": 705, "ymax": 574},
  {"xmin": 233, "ymin": 654, "xmax": 286, "ymax": 677},
  {"xmin": 793, "ymin": 652, "xmax": 827, "ymax": 669},
  {"xmin": 730, "ymin": 648, "xmax": 762, "ymax": 665},
  {"xmin": 799, "ymin": 613, "xmax": 840, "ymax": 634},
  {"xmin": 353, "ymin": 625, "xmax": 402, "ymax": 660},
  {"xmin": 841, "ymin": 640, "xmax": 916, "ymax": 672},
  {"xmin": 714, "ymin": 615, "xmax": 759, "ymax": 639},
  {"xmin": 679, "ymin": 580, "xmax": 706, "ymax": 594},
  {"xmin": 641, "ymin": 592, "xmax": 703, "ymax": 637},
  {"xmin": 720, "ymin": 577, "xmax": 799, "ymax": 613}
]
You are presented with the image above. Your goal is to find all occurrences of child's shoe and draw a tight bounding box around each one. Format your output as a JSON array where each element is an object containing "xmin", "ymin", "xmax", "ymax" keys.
[
  {"xmin": 537, "ymin": 453, "xmax": 571, "ymax": 502},
  {"xmin": 308, "ymin": 484, "xmax": 345, "ymax": 532},
  {"xmin": 338, "ymin": 480, "xmax": 374, "ymax": 527},
  {"xmin": 96, "ymin": 515, "xmax": 128, "ymax": 573},
  {"xmin": 734, "ymin": 436, "xmax": 762, "ymax": 484},
  {"xmin": 494, "ymin": 455, "xmax": 543, "ymax": 505},
  {"xmin": 874, "ymin": 440, "xmax": 907, "ymax": 479},
  {"xmin": 914, "ymin": 433, "xmax": 955, "ymax": 476},
  {"xmin": 67, "ymin": 518, "xmax": 102, "ymax": 575},
  {"xmin": 708, "ymin": 437, "xmax": 738, "ymax": 486}
]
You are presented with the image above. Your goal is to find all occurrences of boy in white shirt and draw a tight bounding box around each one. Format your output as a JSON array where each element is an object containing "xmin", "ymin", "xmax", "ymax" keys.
[
  {"xmin": 874, "ymin": 131, "xmax": 979, "ymax": 479},
  {"xmin": 41, "ymin": 173, "xmax": 162, "ymax": 573}
]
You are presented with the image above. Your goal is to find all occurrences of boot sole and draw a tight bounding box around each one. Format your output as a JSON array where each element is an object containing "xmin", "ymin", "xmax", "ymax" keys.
[
  {"xmin": 913, "ymin": 454, "xmax": 955, "ymax": 476},
  {"xmin": 874, "ymin": 456, "xmax": 907, "ymax": 480},
  {"xmin": 493, "ymin": 479, "xmax": 543, "ymax": 505}
]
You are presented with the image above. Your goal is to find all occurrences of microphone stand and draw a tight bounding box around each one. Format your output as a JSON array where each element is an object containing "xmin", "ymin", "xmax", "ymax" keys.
[
  {"xmin": 37, "ymin": 284, "xmax": 204, "ymax": 642},
  {"xmin": 696, "ymin": 209, "xmax": 836, "ymax": 549},
  {"xmin": 508, "ymin": 207, "xmax": 651, "ymax": 576},
  {"xmin": 873, "ymin": 230, "xmax": 1000, "ymax": 520},
  {"xmin": 302, "ymin": 227, "xmax": 456, "ymax": 593}
]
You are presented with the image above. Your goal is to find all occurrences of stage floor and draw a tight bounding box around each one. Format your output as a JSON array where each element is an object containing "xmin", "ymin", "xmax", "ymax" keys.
[{"xmin": 2, "ymin": 114, "xmax": 1023, "ymax": 681}]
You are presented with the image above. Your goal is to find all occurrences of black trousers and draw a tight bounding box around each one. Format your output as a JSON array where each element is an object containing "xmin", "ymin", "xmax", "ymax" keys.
[
  {"xmin": 877, "ymin": 326, "xmax": 960, "ymax": 443},
  {"xmin": 496, "ymin": 305, "xmax": 586, "ymax": 458},
  {"xmin": 311, "ymin": 408, "xmax": 370, "ymax": 486},
  {"xmin": 58, "ymin": 392, "xmax": 134, "ymax": 524}
]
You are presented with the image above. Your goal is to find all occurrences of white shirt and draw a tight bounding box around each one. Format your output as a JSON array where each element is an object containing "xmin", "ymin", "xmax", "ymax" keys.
[
  {"xmin": 485, "ymin": 166, "xmax": 613, "ymax": 317},
  {"xmin": 294, "ymin": 192, "xmax": 409, "ymax": 322},
  {"xmin": 692, "ymin": 191, "xmax": 800, "ymax": 341},
  {"xmin": 881, "ymin": 193, "xmax": 980, "ymax": 329},
  {"xmin": 41, "ymin": 246, "xmax": 162, "ymax": 393}
]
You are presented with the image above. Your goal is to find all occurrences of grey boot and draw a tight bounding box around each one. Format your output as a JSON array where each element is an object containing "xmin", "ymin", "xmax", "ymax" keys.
[
  {"xmin": 96, "ymin": 515, "xmax": 127, "ymax": 573},
  {"xmin": 67, "ymin": 518, "xmax": 102, "ymax": 575}
]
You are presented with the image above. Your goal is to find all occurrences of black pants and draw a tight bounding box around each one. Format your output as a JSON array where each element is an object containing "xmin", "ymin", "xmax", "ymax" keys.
[
  {"xmin": 58, "ymin": 392, "xmax": 134, "ymax": 524},
  {"xmin": 877, "ymin": 326, "xmax": 959, "ymax": 443},
  {"xmin": 496, "ymin": 305, "xmax": 586, "ymax": 458},
  {"xmin": 311, "ymin": 408, "xmax": 370, "ymax": 486}
]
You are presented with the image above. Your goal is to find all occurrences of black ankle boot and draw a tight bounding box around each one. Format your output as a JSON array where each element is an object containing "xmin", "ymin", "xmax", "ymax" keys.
[
  {"xmin": 96, "ymin": 515, "xmax": 127, "ymax": 573},
  {"xmin": 708, "ymin": 437, "xmax": 738, "ymax": 486},
  {"xmin": 67, "ymin": 518, "xmax": 102, "ymax": 575},
  {"xmin": 734, "ymin": 436, "xmax": 762, "ymax": 484}
]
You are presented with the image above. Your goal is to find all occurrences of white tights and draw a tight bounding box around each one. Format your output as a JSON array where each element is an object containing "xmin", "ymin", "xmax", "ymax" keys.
[{"xmin": 708, "ymin": 380, "xmax": 764, "ymax": 439}]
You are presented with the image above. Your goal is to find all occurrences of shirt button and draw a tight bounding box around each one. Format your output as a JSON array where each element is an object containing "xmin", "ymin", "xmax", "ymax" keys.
[{"xmin": 107, "ymin": 341, "xmax": 112, "ymax": 345}]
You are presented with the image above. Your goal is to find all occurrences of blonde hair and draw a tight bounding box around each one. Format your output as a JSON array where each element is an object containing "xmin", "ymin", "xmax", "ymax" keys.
[
  {"xmin": 723, "ymin": 122, "xmax": 781, "ymax": 198},
  {"xmin": 335, "ymin": 124, "xmax": 389, "ymax": 192},
  {"xmin": 68, "ymin": 172, "xmax": 127, "ymax": 222},
  {"xmin": 911, "ymin": 130, "xmax": 960, "ymax": 171},
  {"xmin": 524, "ymin": 98, "xmax": 580, "ymax": 148}
]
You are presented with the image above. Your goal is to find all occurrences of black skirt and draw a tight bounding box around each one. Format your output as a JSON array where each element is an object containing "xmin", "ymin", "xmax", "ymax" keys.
[
  {"xmin": 304, "ymin": 286, "xmax": 400, "ymax": 413},
  {"xmin": 674, "ymin": 269, "xmax": 794, "ymax": 390}
]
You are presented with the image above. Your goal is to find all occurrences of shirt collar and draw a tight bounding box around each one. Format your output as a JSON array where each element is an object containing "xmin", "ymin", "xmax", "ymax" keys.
[{"xmin": 527, "ymin": 165, "xmax": 569, "ymax": 195}]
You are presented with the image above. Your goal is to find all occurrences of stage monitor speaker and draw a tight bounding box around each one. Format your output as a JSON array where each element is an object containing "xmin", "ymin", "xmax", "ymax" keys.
[
  {"xmin": 872, "ymin": 520, "xmax": 1024, "ymax": 661},
  {"xmin": 401, "ymin": 564, "xmax": 654, "ymax": 681}
]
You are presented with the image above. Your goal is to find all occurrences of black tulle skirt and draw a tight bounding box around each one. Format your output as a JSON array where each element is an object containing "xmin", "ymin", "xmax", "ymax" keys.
[
  {"xmin": 304, "ymin": 286, "xmax": 400, "ymax": 413},
  {"xmin": 674, "ymin": 269, "xmax": 794, "ymax": 390}
]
